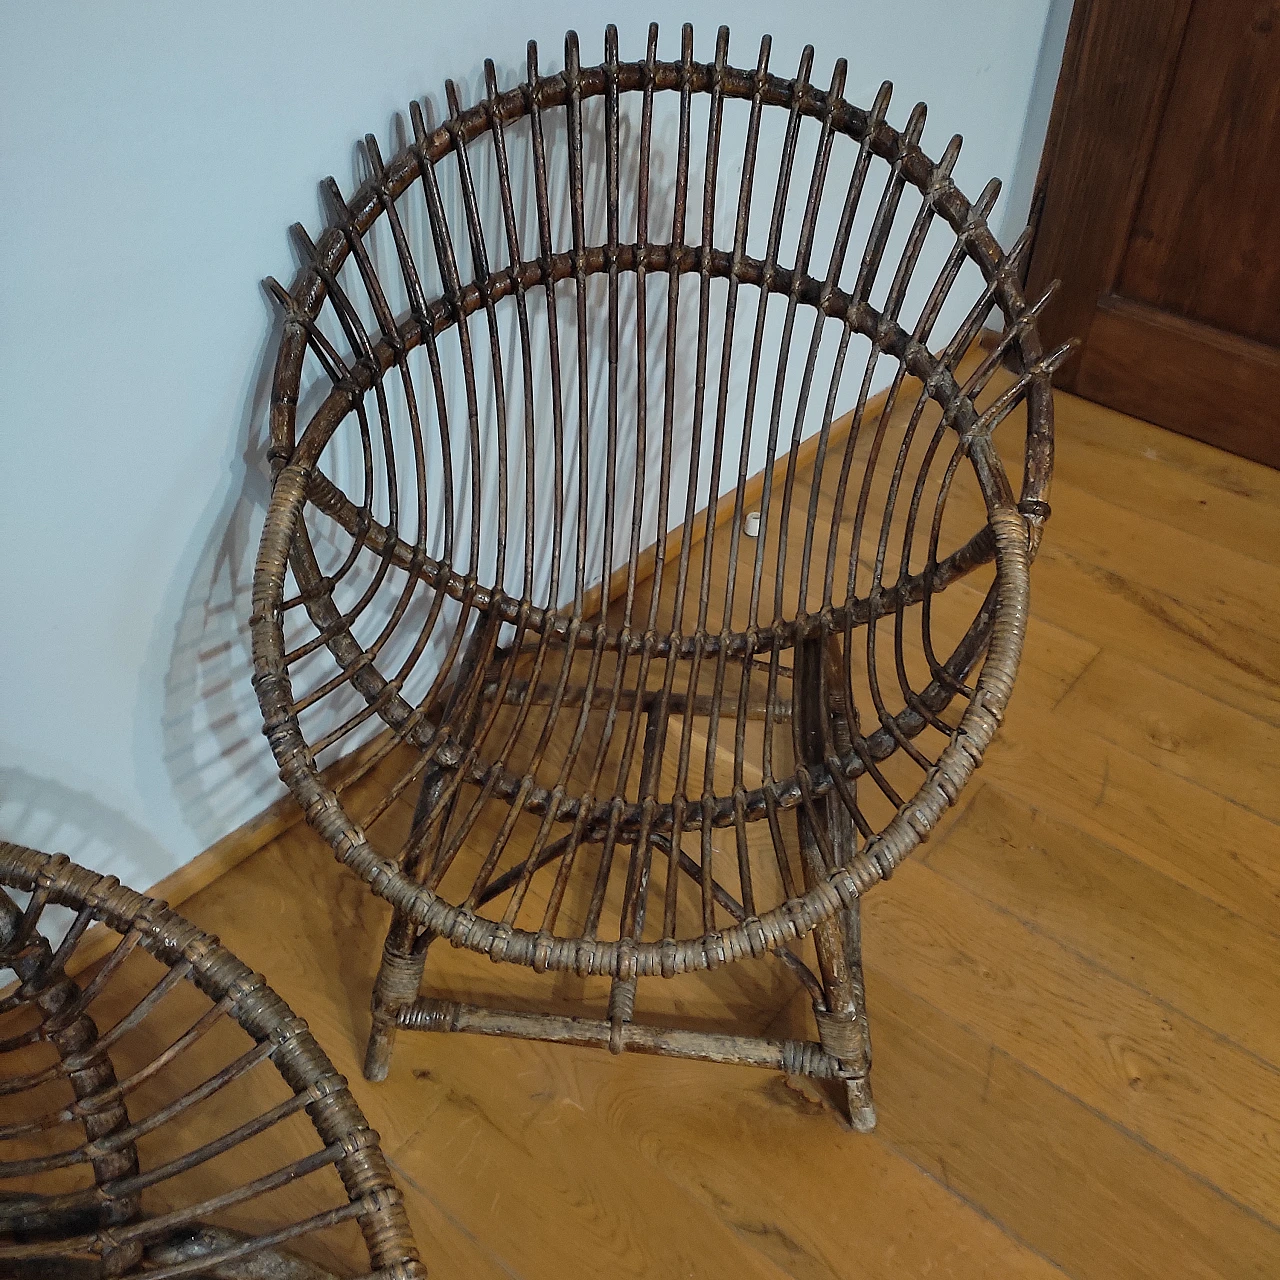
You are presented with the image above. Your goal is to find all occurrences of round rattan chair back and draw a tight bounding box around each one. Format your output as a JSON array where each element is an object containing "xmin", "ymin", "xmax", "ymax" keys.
[
  {"xmin": 0, "ymin": 844, "xmax": 424, "ymax": 1279},
  {"xmin": 250, "ymin": 24, "xmax": 1066, "ymax": 1105}
]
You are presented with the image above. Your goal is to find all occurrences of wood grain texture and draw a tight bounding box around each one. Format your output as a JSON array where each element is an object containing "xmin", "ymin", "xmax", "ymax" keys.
[
  {"xmin": 150, "ymin": 379, "xmax": 1280, "ymax": 1275},
  {"xmin": 866, "ymin": 860, "xmax": 1280, "ymax": 1223},
  {"xmin": 1025, "ymin": 0, "xmax": 1195, "ymax": 359},
  {"xmin": 1027, "ymin": 0, "xmax": 1280, "ymax": 465},
  {"xmin": 974, "ymin": 712, "xmax": 1280, "ymax": 937},
  {"xmin": 1043, "ymin": 387, "xmax": 1280, "ymax": 566},
  {"xmin": 862, "ymin": 977, "xmax": 1280, "ymax": 1280},
  {"xmin": 926, "ymin": 785, "xmax": 1280, "ymax": 1063},
  {"xmin": 1027, "ymin": 485, "xmax": 1280, "ymax": 727},
  {"xmin": 1057, "ymin": 652, "xmax": 1280, "ymax": 821}
]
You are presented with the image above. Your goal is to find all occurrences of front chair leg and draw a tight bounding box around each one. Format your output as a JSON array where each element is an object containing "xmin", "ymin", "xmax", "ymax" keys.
[
  {"xmin": 364, "ymin": 616, "xmax": 498, "ymax": 1081},
  {"xmin": 794, "ymin": 633, "xmax": 876, "ymax": 1130},
  {"xmin": 799, "ymin": 805, "xmax": 876, "ymax": 1131},
  {"xmin": 364, "ymin": 911, "xmax": 429, "ymax": 1082},
  {"xmin": 365, "ymin": 745, "xmax": 463, "ymax": 1082},
  {"xmin": 811, "ymin": 897, "xmax": 875, "ymax": 1131}
]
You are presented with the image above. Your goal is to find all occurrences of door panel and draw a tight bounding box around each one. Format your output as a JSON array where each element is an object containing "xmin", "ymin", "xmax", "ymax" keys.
[
  {"xmin": 1027, "ymin": 0, "xmax": 1280, "ymax": 467},
  {"xmin": 1118, "ymin": 0, "xmax": 1280, "ymax": 347}
]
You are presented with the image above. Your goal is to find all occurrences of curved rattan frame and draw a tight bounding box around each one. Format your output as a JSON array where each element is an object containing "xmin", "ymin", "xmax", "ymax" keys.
[
  {"xmin": 0, "ymin": 843, "xmax": 424, "ymax": 1279},
  {"xmin": 249, "ymin": 23, "xmax": 1066, "ymax": 1121}
]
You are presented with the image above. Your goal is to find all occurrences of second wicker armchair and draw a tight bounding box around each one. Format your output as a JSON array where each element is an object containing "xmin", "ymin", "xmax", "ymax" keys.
[{"xmin": 0, "ymin": 844, "xmax": 424, "ymax": 1279}]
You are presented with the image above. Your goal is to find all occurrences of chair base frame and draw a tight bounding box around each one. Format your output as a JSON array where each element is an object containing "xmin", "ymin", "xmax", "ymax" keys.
[
  {"xmin": 361, "ymin": 634, "xmax": 878, "ymax": 1129},
  {"xmin": 365, "ymin": 935, "xmax": 876, "ymax": 1130},
  {"xmin": 397, "ymin": 987, "xmax": 875, "ymax": 1130}
]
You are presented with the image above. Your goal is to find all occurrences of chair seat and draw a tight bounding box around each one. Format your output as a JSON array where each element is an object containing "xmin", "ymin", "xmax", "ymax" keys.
[{"xmin": 276, "ymin": 483, "xmax": 1029, "ymax": 975}]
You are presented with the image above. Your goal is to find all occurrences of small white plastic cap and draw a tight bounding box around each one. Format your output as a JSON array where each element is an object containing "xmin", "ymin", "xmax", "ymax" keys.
[{"xmin": 744, "ymin": 511, "xmax": 762, "ymax": 538}]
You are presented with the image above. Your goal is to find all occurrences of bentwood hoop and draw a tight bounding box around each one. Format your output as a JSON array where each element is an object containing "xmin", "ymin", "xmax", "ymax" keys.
[
  {"xmin": 250, "ymin": 23, "xmax": 1065, "ymax": 1121},
  {"xmin": 0, "ymin": 844, "xmax": 424, "ymax": 1279}
]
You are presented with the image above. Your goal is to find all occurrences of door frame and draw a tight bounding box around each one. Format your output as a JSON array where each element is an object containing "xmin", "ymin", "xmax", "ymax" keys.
[
  {"xmin": 1024, "ymin": 0, "xmax": 1280, "ymax": 467},
  {"xmin": 1025, "ymin": 0, "xmax": 1195, "ymax": 360}
]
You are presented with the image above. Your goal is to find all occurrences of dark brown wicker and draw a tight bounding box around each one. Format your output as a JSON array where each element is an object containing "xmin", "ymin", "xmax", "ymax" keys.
[
  {"xmin": 250, "ymin": 23, "xmax": 1067, "ymax": 1127},
  {"xmin": 0, "ymin": 843, "xmax": 425, "ymax": 1279}
]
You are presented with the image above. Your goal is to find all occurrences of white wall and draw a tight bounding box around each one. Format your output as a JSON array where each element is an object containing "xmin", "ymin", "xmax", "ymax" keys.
[
  {"xmin": 995, "ymin": 0, "xmax": 1075, "ymax": 253},
  {"xmin": 0, "ymin": 0, "xmax": 1061, "ymax": 892}
]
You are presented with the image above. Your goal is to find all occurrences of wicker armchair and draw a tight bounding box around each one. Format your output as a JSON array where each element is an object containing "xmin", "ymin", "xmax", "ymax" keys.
[
  {"xmin": 251, "ymin": 23, "xmax": 1067, "ymax": 1128},
  {"xmin": 0, "ymin": 844, "xmax": 424, "ymax": 1278}
]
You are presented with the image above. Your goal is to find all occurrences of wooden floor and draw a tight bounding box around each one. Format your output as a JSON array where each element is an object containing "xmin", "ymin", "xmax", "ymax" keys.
[{"xmin": 176, "ymin": 384, "xmax": 1280, "ymax": 1279}]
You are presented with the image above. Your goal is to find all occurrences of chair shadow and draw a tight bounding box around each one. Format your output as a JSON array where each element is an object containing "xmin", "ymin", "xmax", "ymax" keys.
[
  {"xmin": 0, "ymin": 766, "xmax": 171, "ymax": 886},
  {"xmin": 153, "ymin": 105, "xmax": 432, "ymax": 859},
  {"xmin": 0, "ymin": 766, "xmax": 175, "ymax": 941},
  {"xmin": 153, "ymin": 296, "xmax": 283, "ymax": 858}
]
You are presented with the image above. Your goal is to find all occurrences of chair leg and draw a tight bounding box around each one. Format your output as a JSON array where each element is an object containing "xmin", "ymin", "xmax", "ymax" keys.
[
  {"xmin": 363, "ymin": 618, "xmax": 500, "ymax": 1081},
  {"xmin": 800, "ymin": 802, "xmax": 876, "ymax": 1131},
  {"xmin": 365, "ymin": 737, "xmax": 465, "ymax": 1082},
  {"xmin": 812, "ymin": 898, "xmax": 876, "ymax": 1130},
  {"xmin": 364, "ymin": 910, "xmax": 429, "ymax": 1082},
  {"xmin": 794, "ymin": 634, "xmax": 876, "ymax": 1130}
]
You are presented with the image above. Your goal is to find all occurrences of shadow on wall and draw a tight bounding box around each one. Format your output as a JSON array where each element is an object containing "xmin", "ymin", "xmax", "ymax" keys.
[
  {"xmin": 153, "ymin": 106, "xmax": 436, "ymax": 854},
  {"xmin": 0, "ymin": 766, "xmax": 171, "ymax": 894},
  {"xmin": 153, "ymin": 72, "xmax": 698, "ymax": 845},
  {"xmin": 157, "ymin": 283, "xmax": 284, "ymax": 852}
]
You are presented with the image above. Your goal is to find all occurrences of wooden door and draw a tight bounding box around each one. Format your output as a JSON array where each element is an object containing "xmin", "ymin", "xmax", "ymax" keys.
[{"xmin": 1027, "ymin": 0, "xmax": 1280, "ymax": 467}]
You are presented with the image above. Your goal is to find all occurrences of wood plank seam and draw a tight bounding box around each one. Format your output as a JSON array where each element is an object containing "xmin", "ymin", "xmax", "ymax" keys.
[{"xmin": 921, "ymin": 782, "xmax": 1280, "ymax": 1068}]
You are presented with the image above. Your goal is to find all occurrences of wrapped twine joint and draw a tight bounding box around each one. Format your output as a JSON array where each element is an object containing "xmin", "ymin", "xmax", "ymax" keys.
[{"xmin": 814, "ymin": 1008, "xmax": 871, "ymax": 1070}]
